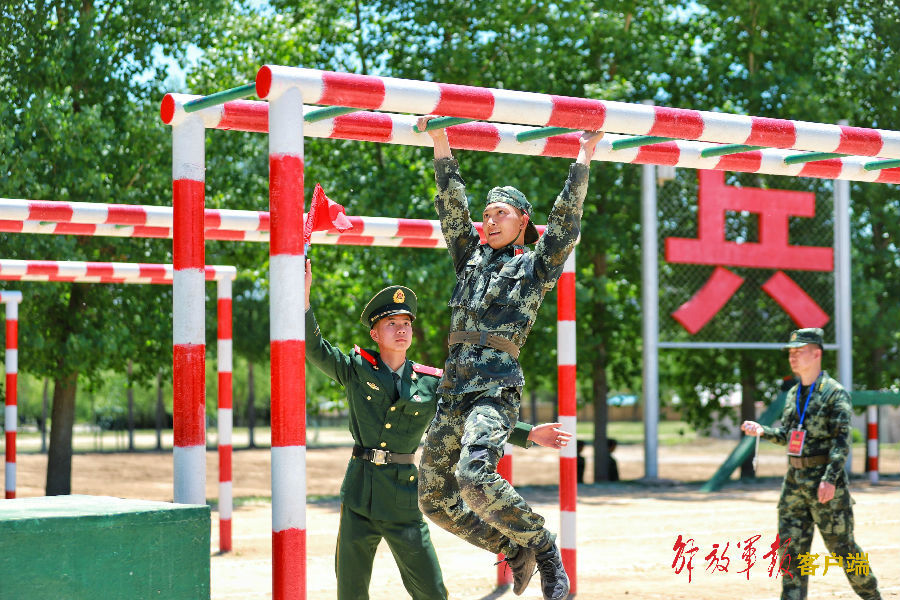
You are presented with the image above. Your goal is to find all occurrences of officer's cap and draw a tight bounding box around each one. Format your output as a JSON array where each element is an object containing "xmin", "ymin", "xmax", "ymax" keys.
[
  {"xmin": 359, "ymin": 286, "xmax": 417, "ymax": 328},
  {"xmin": 484, "ymin": 186, "xmax": 539, "ymax": 244},
  {"xmin": 783, "ymin": 328, "xmax": 824, "ymax": 350}
]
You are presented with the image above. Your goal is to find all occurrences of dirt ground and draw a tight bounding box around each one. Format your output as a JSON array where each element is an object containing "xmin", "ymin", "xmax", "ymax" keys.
[{"xmin": 11, "ymin": 436, "xmax": 900, "ymax": 599}]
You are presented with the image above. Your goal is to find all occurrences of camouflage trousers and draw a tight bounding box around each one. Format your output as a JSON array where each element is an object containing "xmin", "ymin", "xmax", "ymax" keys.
[
  {"xmin": 777, "ymin": 466, "xmax": 881, "ymax": 600},
  {"xmin": 418, "ymin": 386, "xmax": 554, "ymax": 556}
]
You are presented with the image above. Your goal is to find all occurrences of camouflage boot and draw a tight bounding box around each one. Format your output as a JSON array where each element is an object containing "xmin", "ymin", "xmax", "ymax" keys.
[
  {"xmin": 506, "ymin": 546, "xmax": 536, "ymax": 595},
  {"xmin": 535, "ymin": 543, "xmax": 569, "ymax": 600}
]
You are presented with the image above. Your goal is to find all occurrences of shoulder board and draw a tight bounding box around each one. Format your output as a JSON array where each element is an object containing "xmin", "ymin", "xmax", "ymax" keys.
[
  {"xmin": 353, "ymin": 345, "xmax": 378, "ymax": 367},
  {"xmin": 412, "ymin": 363, "xmax": 443, "ymax": 377}
]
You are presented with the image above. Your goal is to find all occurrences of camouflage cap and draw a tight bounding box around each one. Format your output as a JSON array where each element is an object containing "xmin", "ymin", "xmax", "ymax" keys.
[
  {"xmin": 484, "ymin": 186, "xmax": 539, "ymax": 244},
  {"xmin": 783, "ymin": 327, "xmax": 825, "ymax": 349},
  {"xmin": 359, "ymin": 285, "xmax": 417, "ymax": 327}
]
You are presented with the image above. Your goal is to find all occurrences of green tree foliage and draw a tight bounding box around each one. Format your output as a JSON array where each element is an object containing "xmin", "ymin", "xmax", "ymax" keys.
[{"xmin": 0, "ymin": 0, "xmax": 231, "ymax": 493}]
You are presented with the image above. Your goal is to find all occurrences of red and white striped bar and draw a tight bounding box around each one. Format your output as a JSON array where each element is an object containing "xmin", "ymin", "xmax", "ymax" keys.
[
  {"xmin": 557, "ymin": 251, "xmax": 578, "ymax": 593},
  {"xmin": 2, "ymin": 290, "xmax": 22, "ymax": 499},
  {"xmin": 0, "ymin": 199, "xmax": 550, "ymax": 248},
  {"xmin": 0, "ymin": 260, "xmax": 234, "ymax": 284},
  {"xmin": 867, "ymin": 407, "xmax": 878, "ymax": 484},
  {"xmin": 168, "ymin": 97, "xmax": 209, "ymax": 507},
  {"xmin": 496, "ymin": 443, "xmax": 514, "ymax": 587},
  {"xmin": 217, "ymin": 275, "xmax": 235, "ymax": 551},
  {"xmin": 255, "ymin": 66, "xmax": 900, "ymax": 159},
  {"xmin": 264, "ymin": 80, "xmax": 307, "ymax": 600},
  {"xmin": 162, "ymin": 98, "xmax": 900, "ymax": 185}
]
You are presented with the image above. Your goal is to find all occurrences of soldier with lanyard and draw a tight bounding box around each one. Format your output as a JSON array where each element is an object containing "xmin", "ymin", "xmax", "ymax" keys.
[
  {"xmin": 742, "ymin": 328, "xmax": 882, "ymax": 600},
  {"xmin": 303, "ymin": 259, "xmax": 571, "ymax": 600},
  {"xmin": 415, "ymin": 115, "xmax": 603, "ymax": 600}
]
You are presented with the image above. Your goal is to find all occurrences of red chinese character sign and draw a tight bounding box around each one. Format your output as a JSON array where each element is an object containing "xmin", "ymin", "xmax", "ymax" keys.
[{"xmin": 661, "ymin": 171, "xmax": 834, "ymax": 341}]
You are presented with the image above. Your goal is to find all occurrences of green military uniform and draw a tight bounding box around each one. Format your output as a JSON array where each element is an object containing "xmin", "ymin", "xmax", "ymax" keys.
[
  {"xmin": 306, "ymin": 286, "xmax": 533, "ymax": 600},
  {"xmin": 419, "ymin": 157, "xmax": 589, "ymax": 558},
  {"xmin": 760, "ymin": 328, "xmax": 881, "ymax": 600}
]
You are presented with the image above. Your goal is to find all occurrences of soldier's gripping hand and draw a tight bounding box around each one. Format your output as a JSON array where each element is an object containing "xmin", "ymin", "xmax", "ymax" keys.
[
  {"xmin": 528, "ymin": 422, "xmax": 574, "ymax": 449},
  {"xmin": 740, "ymin": 420, "xmax": 764, "ymax": 437},
  {"xmin": 576, "ymin": 131, "xmax": 604, "ymax": 165},
  {"xmin": 417, "ymin": 115, "xmax": 452, "ymax": 160}
]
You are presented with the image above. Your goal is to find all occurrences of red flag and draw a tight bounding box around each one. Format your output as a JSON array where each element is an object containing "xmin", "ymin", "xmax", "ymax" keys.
[{"xmin": 304, "ymin": 183, "xmax": 353, "ymax": 248}]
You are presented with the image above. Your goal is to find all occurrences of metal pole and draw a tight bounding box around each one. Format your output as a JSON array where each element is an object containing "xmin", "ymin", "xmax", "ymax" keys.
[
  {"xmin": 641, "ymin": 100, "xmax": 660, "ymax": 480},
  {"xmin": 834, "ymin": 120, "xmax": 855, "ymax": 477}
]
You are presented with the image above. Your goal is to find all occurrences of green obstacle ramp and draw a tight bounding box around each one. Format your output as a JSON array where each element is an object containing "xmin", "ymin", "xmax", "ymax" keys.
[
  {"xmin": 0, "ymin": 495, "xmax": 210, "ymax": 600},
  {"xmin": 700, "ymin": 391, "xmax": 787, "ymax": 493}
]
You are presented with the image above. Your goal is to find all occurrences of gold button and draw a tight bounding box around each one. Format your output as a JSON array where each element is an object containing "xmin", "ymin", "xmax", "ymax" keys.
[
  {"xmin": 414, "ymin": 411, "xmax": 419, "ymax": 416},
  {"xmin": 390, "ymin": 406, "xmax": 396, "ymax": 411},
  {"xmin": 380, "ymin": 442, "xmax": 387, "ymax": 448},
  {"xmin": 366, "ymin": 395, "xmax": 371, "ymax": 400},
  {"xmin": 385, "ymin": 423, "xmax": 392, "ymax": 429},
  {"xmin": 409, "ymin": 475, "xmax": 415, "ymax": 481}
]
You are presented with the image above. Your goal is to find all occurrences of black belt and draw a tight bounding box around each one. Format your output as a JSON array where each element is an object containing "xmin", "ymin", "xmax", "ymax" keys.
[
  {"xmin": 352, "ymin": 445, "xmax": 416, "ymax": 465},
  {"xmin": 788, "ymin": 454, "xmax": 828, "ymax": 468},
  {"xmin": 448, "ymin": 330, "xmax": 520, "ymax": 359}
]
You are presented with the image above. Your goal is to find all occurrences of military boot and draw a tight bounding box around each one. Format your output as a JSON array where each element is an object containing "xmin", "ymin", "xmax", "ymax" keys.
[
  {"xmin": 535, "ymin": 543, "xmax": 569, "ymax": 600},
  {"xmin": 506, "ymin": 546, "xmax": 536, "ymax": 595}
]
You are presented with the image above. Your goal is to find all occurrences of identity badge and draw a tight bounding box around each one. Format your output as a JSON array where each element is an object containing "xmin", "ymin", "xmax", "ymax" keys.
[{"xmin": 787, "ymin": 428, "xmax": 806, "ymax": 456}]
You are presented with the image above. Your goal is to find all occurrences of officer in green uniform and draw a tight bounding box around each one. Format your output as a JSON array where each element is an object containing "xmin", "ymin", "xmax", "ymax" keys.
[
  {"xmin": 742, "ymin": 328, "xmax": 882, "ymax": 600},
  {"xmin": 303, "ymin": 260, "xmax": 570, "ymax": 600},
  {"xmin": 415, "ymin": 115, "xmax": 603, "ymax": 600}
]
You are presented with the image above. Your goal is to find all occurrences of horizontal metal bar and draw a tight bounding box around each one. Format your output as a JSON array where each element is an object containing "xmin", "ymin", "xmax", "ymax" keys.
[
  {"xmin": 863, "ymin": 158, "xmax": 900, "ymax": 171},
  {"xmin": 699, "ymin": 144, "xmax": 766, "ymax": 158},
  {"xmin": 783, "ymin": 152, "xmax": 845, "ymax": 165},
  {"xmin": 610, "ymin": 136, "xmax": 671, "ymax": 151},
  {"xmin": 304, "ymin": 106, "xmax": 359, "ymax": 123},
  {"xmin": 515, "ymin": 126, "xmax": 579, "ymax": 143},
  {"xmin": 658, "ymin": 341, "xmax": 839, "ymax": 350},
  {"xmin": 183, "ymin": 83, "xmax": 256, "ymax": 113}
]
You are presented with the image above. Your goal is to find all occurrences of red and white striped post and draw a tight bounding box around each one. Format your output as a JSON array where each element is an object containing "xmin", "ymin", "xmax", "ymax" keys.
[
  {"xmin": 2, "ymin": 290, "xmax": 22, "ymax": 499},
  {"xmin": 557, "ymin": 250, "xmax": 578, "ymax": 593},
  {"xmin": 257, "ymin": 67, "xmax": 307, "ymax": 600},
  {"xmin": 217, "ymin": 274, "xmax": 235, "ymax": 551},
  {"xmin": 866, "ymin": 406, "xmax": 878, "ymax": 483},
  {"xmin": 164, "ymin": 95, "xmax": 209, "ymax": 506},
  {"xmin": 496, "ymin": 443, "xmax": 514, "ymax": 587}
]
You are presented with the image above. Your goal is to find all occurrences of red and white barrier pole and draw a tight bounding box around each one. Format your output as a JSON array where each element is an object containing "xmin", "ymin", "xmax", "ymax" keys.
[
  {"xmin": 253, "ymin": 66, "xmax": 900, "ymax": 160},
  {"xmin": 156, "ymin": 96, "xmax": 900, "ymax": 186},
  {"xmin": 496, "ymin": 442, "xmax": 514, "ymax": 587},
  {"xmin": 217, "ymin": 274, "xmax": 235, "ymax": 551},
  {"xmin": 557, "ymin": 250, "xmax": 577, "ymax": 594},
  {"xmin": 168, "ymin": 96, "xmax": 209, "ymax": 506},
  {"xmin": 867, "ymin": 406, "xmax": 878, "ymax": 483},
  {"xmin": 2, "ymin": 290, "xmax": 22, "ymax": 499},
  {"xmin": 0, "ymin": 198, "xmax": 550, "ymax": 249},
  {"xmin": 0, "ymin": 260, "xmax": 233, "ymax": 284},
  {"xmin": 260, "ymin": 73, "xmax": 307, "ymax": 600}
]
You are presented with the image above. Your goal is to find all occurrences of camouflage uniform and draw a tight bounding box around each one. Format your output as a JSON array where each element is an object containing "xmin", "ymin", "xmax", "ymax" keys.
[
  {"xmin": 418, "ymin": 157, "xmax": 589, "ymax": 556},
  {"xmin": 761, "ymin": 371, "xmax": 881, "ymax": 600}
]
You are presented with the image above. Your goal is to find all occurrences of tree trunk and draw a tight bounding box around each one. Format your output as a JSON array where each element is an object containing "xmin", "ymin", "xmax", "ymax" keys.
[
  {"xmin": 46, "ymin": 371, "xmax": 78, "ymax": 495},
  {"xmin": 127, "ymin": 359, "xmax": 134, "ymax": 451},
  {"xmin": 155, "ymin": 370, "xmax": 164, "ymax": 451},
  {"xmin": 592, "ymin": 252, "xmax": 610, "ymax": 482},
  {"xmin": 739, "ymin": 352, "xmax": 758, "ymax": 479},
  {"xmin": 247, "ymin": 360, "xmax": 256, "ymax": 448},
  {"xmin": 41, "ymin": 379, "xmax": 49, "ymax": 453},
  {"xmin": 530, "ymin": 389, "xmax": 538, "ymax": 424},
  {"xmin": 46, "ymin": 283, "xmax": 86, "ymax": 495}
]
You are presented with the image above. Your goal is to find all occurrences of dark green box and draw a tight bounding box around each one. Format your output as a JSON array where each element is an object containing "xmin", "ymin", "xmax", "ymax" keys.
[{"xmin": 0, "ymin": 495, "xmax": 210, "ymax": 599}]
